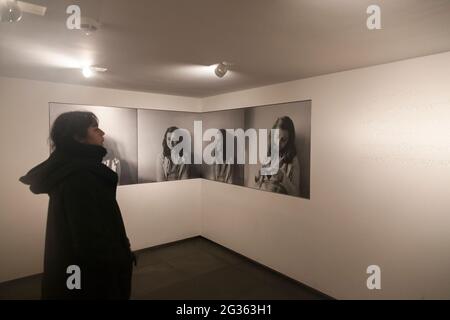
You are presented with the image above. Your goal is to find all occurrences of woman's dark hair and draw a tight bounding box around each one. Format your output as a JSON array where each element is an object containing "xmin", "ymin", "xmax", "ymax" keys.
[
  {"xmin": 217, "ymin": 129, "xmax": 227, "ymax": 162},
  {"xmin": 162, "ymin": 126, "xmax": 183, "ymax": 160},
  {"xmin": 50, "ymin": 111, "xmax": 98, "ymax": 151},
  {"xmin": 271, "ymin": 116, "xmax": 297, "ymax": 163}
]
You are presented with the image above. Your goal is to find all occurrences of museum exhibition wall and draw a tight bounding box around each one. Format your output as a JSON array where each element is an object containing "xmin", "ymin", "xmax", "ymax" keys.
[
  {"xmin": 201, "ymin": 51, "xmax": 450, "ymax": 299},
  {"xmin": 1, "ymin": 51, "xmax": 450, "ymax": 299},
  {"xmin": 0, "ymin": 77, "xmax": 202, "ymax": 283},
  {"xmin": 49, "ymin": 100, "xmax": 311, "ymax": 199}
]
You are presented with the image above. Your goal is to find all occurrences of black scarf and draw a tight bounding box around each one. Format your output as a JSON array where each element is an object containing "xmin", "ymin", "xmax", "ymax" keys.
[
  {"xmin": 54, "ymin": 141, "xmax": 107, "ymax": 163},
  {"xmin": 20, "ymin": 142, "xmax": 117, "ymax": 194}
]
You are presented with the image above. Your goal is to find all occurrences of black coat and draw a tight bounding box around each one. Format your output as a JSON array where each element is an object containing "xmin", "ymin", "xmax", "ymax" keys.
[{"xmin": 20, "ymin": 142, "xmax": 133, "ymax": 299}]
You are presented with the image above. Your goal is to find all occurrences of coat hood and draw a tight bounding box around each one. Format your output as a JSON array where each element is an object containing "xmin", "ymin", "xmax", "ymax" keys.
[{"xmin": 20, "ymin": 142, "xmax": 111, "ymax": 195}]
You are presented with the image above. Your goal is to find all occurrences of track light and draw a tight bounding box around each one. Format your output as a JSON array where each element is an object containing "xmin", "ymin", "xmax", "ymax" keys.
[
  {"xmin": 81, "ymin": 65, "xmax": 107, "ymax": 78},
  {"xmin": 0, "ymin": 0, "xmax": 22, "ymax": 23},
  {"xmin": 215, "ymin": 62, "xmax": 230, "ymax": 78},
  {"xmin": 82, "ymin": 66, "xmax": 93, "ymax": 78}
]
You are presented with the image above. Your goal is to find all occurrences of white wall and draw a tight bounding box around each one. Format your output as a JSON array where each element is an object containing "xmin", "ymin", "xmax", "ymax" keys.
[
  {"xmin": 200, "ymin": 52, "xmax": 450, "ymax": 299},
  {"xmin": 0, "ymin": 77, "xmax": 202, "ymax": 283},
  {"xmin": 2, "ymin": 51, "xmax": 450, "ymax": 299}
]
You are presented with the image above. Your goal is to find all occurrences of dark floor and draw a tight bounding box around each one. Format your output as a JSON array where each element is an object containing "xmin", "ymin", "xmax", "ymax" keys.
[{"xmin": 0, "ymin": 236, "xmax": 329, "ymax": 300}]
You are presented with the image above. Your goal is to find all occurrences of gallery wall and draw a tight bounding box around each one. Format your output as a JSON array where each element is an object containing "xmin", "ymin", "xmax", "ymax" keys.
[
  {"xmin": 49, "ymin": 101, "xmax": 311, "ymax": 199},
  {"xmin": 200, "ymin": 51, "xmax": 450, "ymax": 299},
  {"xmin": 1, "ymin": 51, "xmax": 449, "ymax": 300},
  {"xmin": 0, "ymin": 77, "xmax": 202, "ymax": 283}
]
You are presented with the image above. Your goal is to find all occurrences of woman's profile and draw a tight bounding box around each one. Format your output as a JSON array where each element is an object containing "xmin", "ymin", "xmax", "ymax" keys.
[
  {"xmin": 254, "ymin": 116, "xmax": 301, "ymax": 196},
  {"xmin": 20, "ymin": 111, "xmax": 134, "ymax": 300}
]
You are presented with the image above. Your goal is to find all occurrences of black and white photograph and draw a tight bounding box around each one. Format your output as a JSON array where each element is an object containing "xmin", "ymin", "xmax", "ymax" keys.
[
  {"xmin": 244, "ymin": 100, "xmax": 312, "ymax": 199},
  {"xmin": 2, "ymin": 0, "xmax": 449, "ymax": 304},
  {"xmin": 49, "ymin": 103, "xmax": 138, "ymax": 185},
  {"xmin": 200, "ymin": 109, "xmax": 245, "ymax": 186},
  {"xmin": 48, "ymin": 102, "xmax": 310, "ymax": 198},
  {"xmin": 199, "ymin": 101, "xmax": 311, "ymax": 199},
  {"xmin": 137, "ymin": 109, "xmax": 202, "ymax": 183}
]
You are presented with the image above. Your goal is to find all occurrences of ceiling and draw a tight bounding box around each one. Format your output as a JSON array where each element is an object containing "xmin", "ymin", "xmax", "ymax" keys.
[{"xmin": 0, "ymin": 0, "xmax": 449, "ymax": 97}]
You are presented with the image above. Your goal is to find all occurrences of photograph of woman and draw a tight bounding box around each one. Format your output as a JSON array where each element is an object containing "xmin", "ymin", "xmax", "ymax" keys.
[
  {"xmin": 212, "ymin": 129, "xmax": 235, "ymax": 184},
  {"xmin": 254, "ymin": 116, "xmax": 301, "ymax": 197},
  {"xmin": 156, "ymin": 126, "xmax": 191, "ymax": 182}
]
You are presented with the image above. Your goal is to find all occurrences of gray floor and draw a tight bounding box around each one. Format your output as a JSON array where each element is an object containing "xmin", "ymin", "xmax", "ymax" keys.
[{"xmin": 0, "ymin": 237, "xmax": 329, "ymax": 300}]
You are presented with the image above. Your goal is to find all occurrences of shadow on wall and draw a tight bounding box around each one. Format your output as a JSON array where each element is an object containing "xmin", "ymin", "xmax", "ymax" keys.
[{"xmin": 103, "ymin": 137, "xmax": 138, "ymax": 186}]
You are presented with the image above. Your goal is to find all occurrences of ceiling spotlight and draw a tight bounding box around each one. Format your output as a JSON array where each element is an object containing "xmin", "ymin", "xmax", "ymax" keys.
[
  {"xmin": 215, "ymin": 62, "xmax": 230, "ymax": 78},
  {"xmin": 82, "ymin": 66, "xmax": 93, "ymax": 78},
  {"xmin": 81, "ymin": 65, "xmax": 107, "ymax": 78},
  {"xmin": 0, "ymin": 0, "xmax": 23, "ymax": 23}
]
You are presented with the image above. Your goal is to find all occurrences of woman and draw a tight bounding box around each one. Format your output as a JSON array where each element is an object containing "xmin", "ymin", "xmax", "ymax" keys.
[
  {"xmin": 212, "ymin": 129, "xmax": 234, "ymax": 184},
  {"xmin": 20, "ymin": 111, "xmax": 134, "ymax": 300},
  {"xmin": 254, "ymin": 116, "xmax": 301, "ymax": 197},
  {"xmin": 156, "ymin": 126, "xmax": 191, "ymax": 181}
]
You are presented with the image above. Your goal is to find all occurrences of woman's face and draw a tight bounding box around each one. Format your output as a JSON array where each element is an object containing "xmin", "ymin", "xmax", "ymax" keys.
[
  {"xmin": 279, "ymin": 129, "xmax": 289, "ymax": 151},
  {"xmin": 83, "ymin": 125, "xmax": 105, "ymax": 146},
  {"xmin": 167, "ymin": 132, "xmax": 179, "ymax": 148}
]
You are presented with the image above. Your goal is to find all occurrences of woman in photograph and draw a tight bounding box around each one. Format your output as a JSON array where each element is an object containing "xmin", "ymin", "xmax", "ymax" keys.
[
  {"xmin": 212, "ymin": 129, "xmax": 234, "ymax": 184},
  {"xmin": 20, "ymin": 111, "xmax": 134, "ymax": 300},
  {"xmin": 254, "ymin": 116, "xmax": 301, "ymax": 197},
  {"xmin": 156, "ymin": 126, "xmax": 191, "ymax": 181}
]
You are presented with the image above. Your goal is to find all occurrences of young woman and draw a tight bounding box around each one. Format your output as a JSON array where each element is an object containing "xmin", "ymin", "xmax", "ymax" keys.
[
  {"xmin": 156, "ymin": 126, "xmax": 191, "ymax": 182},
  {"xmin": 20, "ymin": 111, "xmax": 134, "ymax": 300},
  {"xmin": 254, "ymin": 116, "xmax": 301, "ymax": 197},
  {"xmin": 212, "ymin": 129, "xmax": 234, "ymax": 184}
]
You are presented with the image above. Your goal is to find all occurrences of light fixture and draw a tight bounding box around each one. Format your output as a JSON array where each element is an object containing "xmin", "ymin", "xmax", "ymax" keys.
[
  {"xmin": 82, "ymin": 66, "xmax": 93, "ymax": 78},
  {"xmin": 80, "ymin": 16, "xmax": 101, "ymax": 36},
  {"xmin": 0, "ymin": 0, "xmax": 23, "ymax": 23},
  {"xmin": 81, "ymin": 65, "xmax": 108, "ymax": 78},
  {"xmin": 215, "ymin": 62, "xmax": 230, "ymax": 78},
  {"xmin": 0, "ymin": 0, "xmax": 46, "ymax": 23}
]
